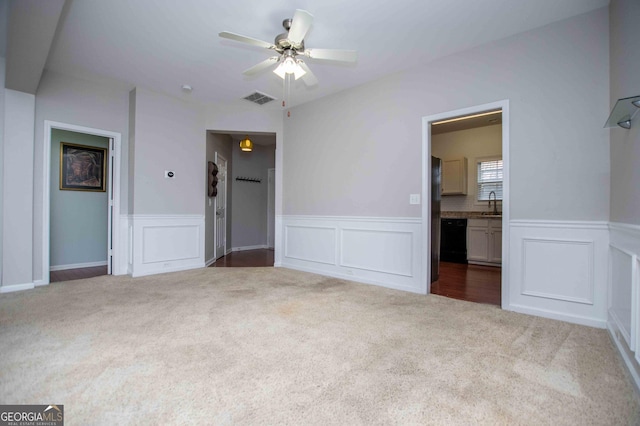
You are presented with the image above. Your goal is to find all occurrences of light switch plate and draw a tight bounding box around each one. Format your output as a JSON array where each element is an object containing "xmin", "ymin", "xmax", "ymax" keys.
[{"xmin": 409, "ymin": 194, "xmax": 420, "ymax": 205}]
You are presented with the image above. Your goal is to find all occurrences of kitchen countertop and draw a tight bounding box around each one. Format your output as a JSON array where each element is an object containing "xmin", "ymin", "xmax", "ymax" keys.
[{"xmin": 441, "ymin": 211, "xmax": 503, "ymax": 219}]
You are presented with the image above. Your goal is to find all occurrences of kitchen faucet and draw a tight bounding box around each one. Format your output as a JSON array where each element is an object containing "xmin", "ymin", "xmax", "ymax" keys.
[{"xmin": 488, "ymin": 191, "xmax": 498, "ymax": 215}]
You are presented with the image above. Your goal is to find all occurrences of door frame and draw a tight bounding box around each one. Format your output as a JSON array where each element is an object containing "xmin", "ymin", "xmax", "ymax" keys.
[
  {"xmin": 42, "ymin": 120, "xmax": 122, "ymax": 284},
  {"xmin": 267, "ymin": 168, "xmax": 275, "ymax": 249},
  {"xmin": 214, "ymin": 152, "xmax": 228, "ymax": 260},
  {"xmin": 421, "ymin": 100, "xmax": 510, "ymax": 307}
]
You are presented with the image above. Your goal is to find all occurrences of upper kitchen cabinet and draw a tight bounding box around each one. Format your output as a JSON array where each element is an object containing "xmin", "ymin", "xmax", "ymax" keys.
[{"xmin": 442, "ymin": 157, "xmax": 468, "ymax": 195}]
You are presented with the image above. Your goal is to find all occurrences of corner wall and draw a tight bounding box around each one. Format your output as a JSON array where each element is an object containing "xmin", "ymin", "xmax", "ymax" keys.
[
  {"xmin": 1, "ymin": 89, "xmax": 34, "ymax": 291},
  {"xmin": 607, "ymin": 0, "xmax": 640, "ymax": 390},
  {"xmin": 127, "ymin": 87, "xmax": 206, "ymax": 277}
]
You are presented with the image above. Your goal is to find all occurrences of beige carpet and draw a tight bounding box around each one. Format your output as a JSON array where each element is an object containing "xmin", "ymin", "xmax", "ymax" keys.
[{"xmin": 0, "ymin": 267, "xmax": 638, "ymax": 424}]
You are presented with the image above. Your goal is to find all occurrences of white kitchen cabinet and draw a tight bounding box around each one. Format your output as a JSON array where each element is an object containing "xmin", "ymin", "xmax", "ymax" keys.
[
  {"xmin": 467, "ymin": 218, "xmax": 502, "ymax": 266},
  {"xmin": 442, "ymin": 157, "xmax": 468, "ymax": 195}
]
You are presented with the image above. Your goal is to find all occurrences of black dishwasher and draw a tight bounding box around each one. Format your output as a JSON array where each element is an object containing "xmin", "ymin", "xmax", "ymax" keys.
[{"xmin": 440, "ymin": 218, "xmax": 468, "ymax": 263}]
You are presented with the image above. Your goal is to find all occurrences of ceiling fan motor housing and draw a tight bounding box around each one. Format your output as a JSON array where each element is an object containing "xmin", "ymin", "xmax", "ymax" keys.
[{"xmin": 275, "ymin": 18, "xmax": 304, "ymax": 53}]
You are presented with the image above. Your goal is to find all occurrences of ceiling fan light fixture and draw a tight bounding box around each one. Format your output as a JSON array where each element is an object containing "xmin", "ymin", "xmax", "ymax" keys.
[
  {"xmin": 292, "ymin": 63, "xmax": 306, "ymax": 80},
  {"xmin": 273, "ymin": 56, "xmax": 306, "ymax": 80},
  {"xmin": 239, "ymin": 137, "xmax": 253, "ymax": 152}
]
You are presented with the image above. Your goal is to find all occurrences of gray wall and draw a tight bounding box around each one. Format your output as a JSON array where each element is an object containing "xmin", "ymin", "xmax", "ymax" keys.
[
  {"xmin": 205, "ymin": 132, "xmax": 233, "ymax": 262},
  {"xmin": 609, "ymin": 0, "xmax": 640, "ymax": 225},
  {"xmin": 130, "ymin": 87, "xmax": 205, "ymax": 215},
  {"xmin": 50, "ymin": 129, "xmax": 109, "ymax": 267},
  {"xmin": 2, "ymin": 89, "xmax": 34, "ymax": 286},
  {"xmin": 231, "ymin": 142, "xmax": 275, "ymax": 249},
  {"xmin": 0, "ymin": 58, "xmax": 5, "ymax": 282},
  {"xmin": 283, "ymin": 9, "xmax": 610, "ymax": 221}
]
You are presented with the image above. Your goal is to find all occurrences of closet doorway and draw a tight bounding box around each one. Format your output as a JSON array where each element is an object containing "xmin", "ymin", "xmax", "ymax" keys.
[{"xmin": 43, "ymin": 121, "xmax": 122, "ymax": 284}]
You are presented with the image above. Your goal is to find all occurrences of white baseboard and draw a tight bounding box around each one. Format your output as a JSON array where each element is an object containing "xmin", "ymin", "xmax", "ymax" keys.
[
  {"xmin": 0, "ymin": 282, "xmax": 35, "ymax": 293},
  {"xmin": 34, "ymin": 280, "xmax": 48, "ymax": 287},
  {"xmin": 131, "ymin": 262, "xmax": 206, "ymax": 278},
  {"xmin": 280, "ymin": 215, "xmax": 423, "ymax": 293},
  {"xmin": 205, "ymin": 257, "xmax": 216, "ymax": 267},
  {"xmin": 50, "ymin": 260, "xmax": 108, "ymax": 271},
  {"xmin": 283, "ymin": 263, "xmax": 422, "ymax": 294},
  {"xmin": 232, "ymin": 245, "xmax": 268, "ymax": 252},
  {"xmin": 509, "ymin": 303, "xmax": 606, "ymax": 328}
]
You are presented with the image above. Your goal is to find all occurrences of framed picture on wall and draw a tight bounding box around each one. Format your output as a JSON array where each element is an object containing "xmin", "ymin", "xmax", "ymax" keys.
[{"xmin": 60, "ymin": 142, "xmax": 107, "ymax": 192}]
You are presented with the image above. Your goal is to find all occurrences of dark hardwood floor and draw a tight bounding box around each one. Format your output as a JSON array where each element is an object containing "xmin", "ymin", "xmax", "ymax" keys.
[
  {"xmin": 431, "ymin": 261, "xmax": 501, "ymax": 306},
  {"xmin": 210, "ymin": 249, "xmax": 274, "ymax": 267},
  {"xmin": 50, "ymin": 265, "xmax": 108, "ymax": 283}
]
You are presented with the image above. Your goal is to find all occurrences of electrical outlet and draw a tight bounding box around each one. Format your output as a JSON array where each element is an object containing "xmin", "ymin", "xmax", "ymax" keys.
[{"xmin": 409, "ymin": 194, "xmax": 420, "ymax": 205}]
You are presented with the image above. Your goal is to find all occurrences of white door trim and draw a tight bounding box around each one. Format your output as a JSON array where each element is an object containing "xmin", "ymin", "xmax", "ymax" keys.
[
  {"xmin": 421, "ymin": 100, "xmax": 510, "ymax": 307},
  {"xmin": 214, "ymin": 152, "xmax": 227, "ymax": 260},
  {"xmin": 42, "ymin": 120, "xmax": 122, "ymax": 285}
]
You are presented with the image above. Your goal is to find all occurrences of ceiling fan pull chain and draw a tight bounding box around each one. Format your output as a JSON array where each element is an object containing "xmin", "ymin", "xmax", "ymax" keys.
[{"xmin": 282, "ymin": 73, "xmax": 286, "ymax": 108}]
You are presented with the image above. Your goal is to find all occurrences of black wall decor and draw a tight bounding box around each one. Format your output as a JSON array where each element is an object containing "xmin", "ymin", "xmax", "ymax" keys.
[{"xmin": 208, "ymin": 161, "xmax": 218, "ymax": 196}]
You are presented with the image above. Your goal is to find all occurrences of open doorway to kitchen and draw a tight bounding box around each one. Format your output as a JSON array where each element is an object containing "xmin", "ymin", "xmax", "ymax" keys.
[{"xmin": 422, "ymin": 101, "xmax": 510, "ymax": 307}]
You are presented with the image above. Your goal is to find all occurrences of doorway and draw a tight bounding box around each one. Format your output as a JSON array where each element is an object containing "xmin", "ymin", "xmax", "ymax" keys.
[
  {"xmin": 422, "ymin": 101, "xmax": 510, "ymax": 307},
  {"xmin": 42, "ymin": 121, "xmax": 122, "ymax": 284},
  {"xmin": 206, "ymin": 131, "xmax": 276, "ymax": 268}
]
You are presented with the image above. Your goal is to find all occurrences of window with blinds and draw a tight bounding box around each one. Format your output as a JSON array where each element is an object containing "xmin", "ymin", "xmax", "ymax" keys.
[{"xmin": 477, "ymin": 159, "xmax": 503, "ymax": 201}]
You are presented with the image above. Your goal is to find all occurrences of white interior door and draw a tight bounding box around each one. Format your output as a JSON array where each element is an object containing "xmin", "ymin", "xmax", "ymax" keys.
[
  {"xmin": 215, "ymin": 153, "xmax": 227, "ymax": 259},
  {"xmin": 267, "ymin": 168, "xmax": 275, "ymax": 249}
]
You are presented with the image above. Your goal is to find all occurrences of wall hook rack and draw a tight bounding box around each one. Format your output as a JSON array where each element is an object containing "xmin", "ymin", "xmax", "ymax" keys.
[
  {"xmin": 605, "ymin": 95, "xmax": 640, "ymax": 129},
  {"xmin": 236, "ymin": 176, "xmax": 262, "ymax": 183}
]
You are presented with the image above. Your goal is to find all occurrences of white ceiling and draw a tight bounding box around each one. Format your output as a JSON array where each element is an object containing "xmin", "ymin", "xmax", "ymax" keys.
[{"xmin": 41, "ymin": 0, "xmax": 608, "ymax": 108}]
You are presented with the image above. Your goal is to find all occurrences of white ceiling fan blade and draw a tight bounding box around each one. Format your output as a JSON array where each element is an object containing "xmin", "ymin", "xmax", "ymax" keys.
[
  {"xmin": 297, "ymin": 61, "xmax": 318, "ymax": 86},
  {"xmin": 305, "ymin": 48, "xmax": 357, "ymax": 63},
  {"xmin": 287, "ymin": 9, "xmax": 313, "ymax": 45},
  {"xmin": 219, "ymin": 31, "xmax": 275, "ymax": 49},
  {"xmin": 243, "ymin": 57, "xmax": 279, "ymax": 76}
]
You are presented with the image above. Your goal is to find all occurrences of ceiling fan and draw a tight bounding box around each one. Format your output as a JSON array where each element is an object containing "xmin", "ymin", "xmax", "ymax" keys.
[{"xmin": 219, "ymin": 9, "xmax": 357, "ymax": 86}]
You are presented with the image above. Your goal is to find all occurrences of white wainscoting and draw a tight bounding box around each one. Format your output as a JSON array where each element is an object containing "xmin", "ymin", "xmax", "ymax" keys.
[
  {"xmin": 608, "ymin": 222, "xmax": 640, "ymax": 390},
  {"xmin": 508, "ymin": 220, "xmax": 609, "ymax": 328},
  {"xmin": 120, "ymin": 214, "xmax": 132, "ymax": 275},
  {"xmin": 130, "ymin": 215, "xmax": 205, "ymax": 277},
  {"xmin": 279, "ymin": 216, "xmax": 422, "ymax": 293}
]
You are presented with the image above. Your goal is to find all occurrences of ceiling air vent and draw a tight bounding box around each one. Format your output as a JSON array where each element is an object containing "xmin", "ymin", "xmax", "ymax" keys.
[{"xmin": 243, "ymin": 91, "xmax": 276, "ymax": 105}]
